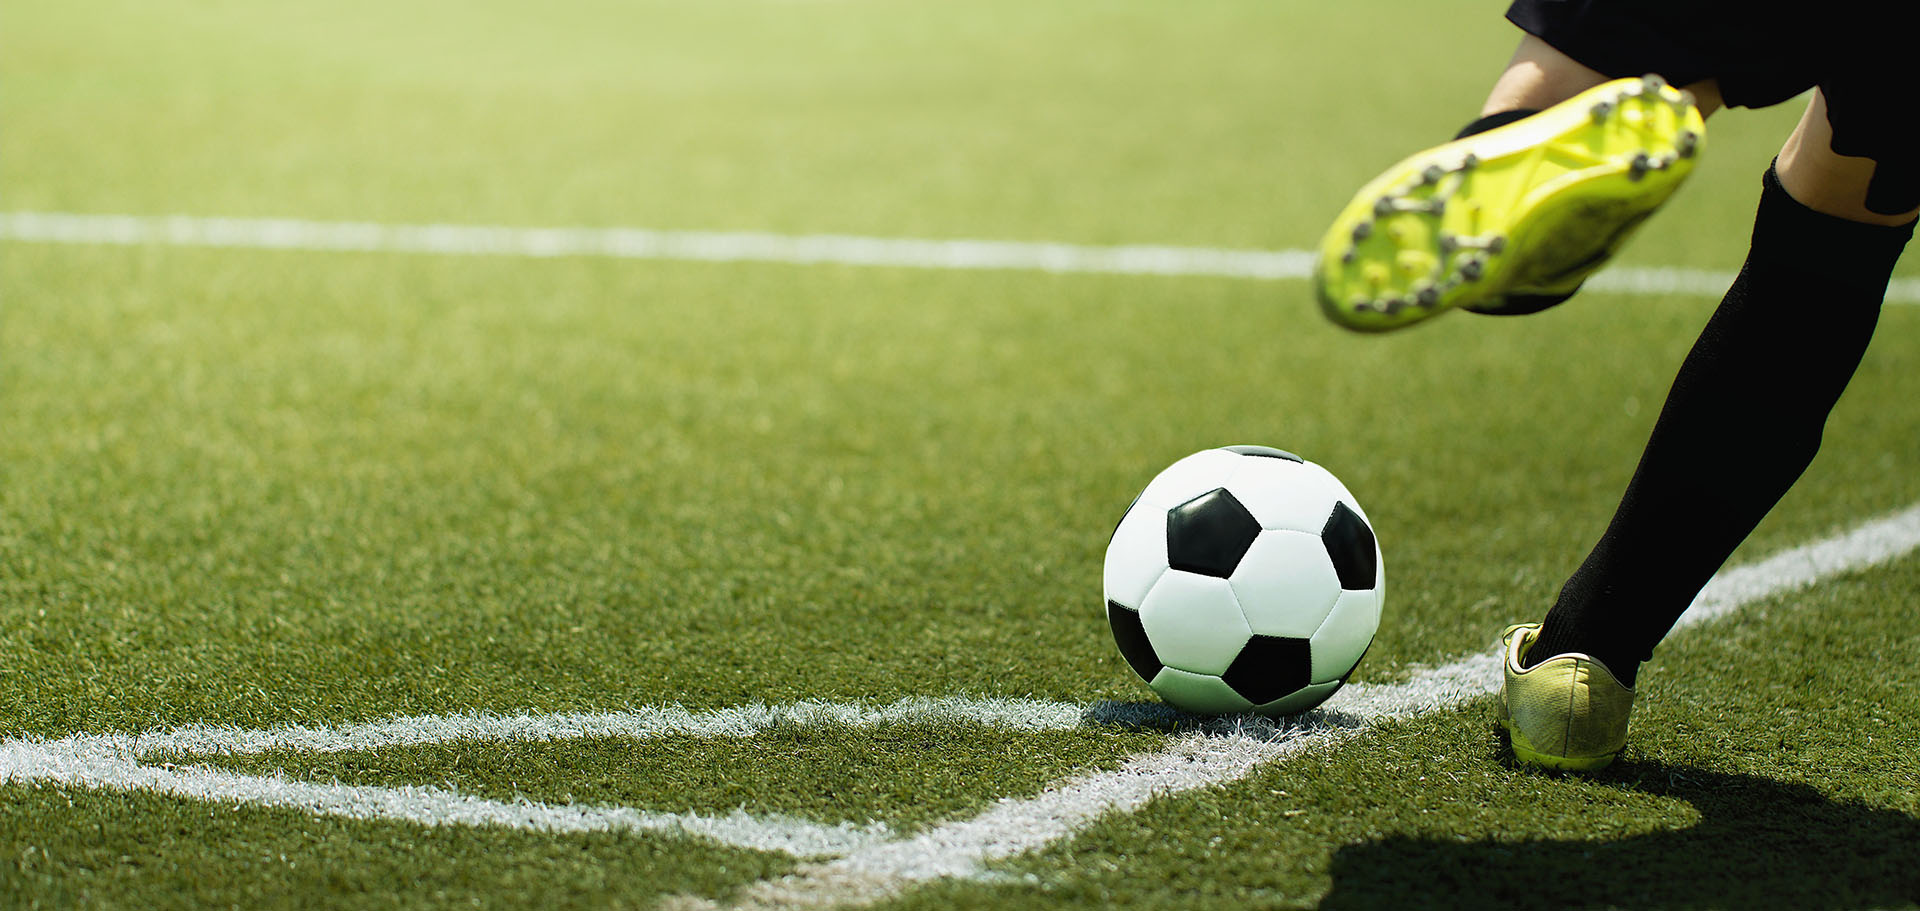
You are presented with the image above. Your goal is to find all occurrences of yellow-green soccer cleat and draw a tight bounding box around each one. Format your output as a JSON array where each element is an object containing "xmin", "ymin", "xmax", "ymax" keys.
[
  {"xmin": 1497, "ymin": 623, "xmax": 1635, "ymax": 771},
  {"xmin": 1316, "ymin": 75, "xmax": 1705, "ymax": 332}
]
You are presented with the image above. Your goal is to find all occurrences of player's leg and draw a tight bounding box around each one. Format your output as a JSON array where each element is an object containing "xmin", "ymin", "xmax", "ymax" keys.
[
  {"xmin": 1460, "ymin": 37, "xmax": 1722, "ymax": 317},
  {"xmin": 1479, "ymin": 34, "xmax": 1723, "ymax": 119},
  {"xmin": 1315, "ymin": 36, "xmax": 1708, "ymax": 332},
  {"xmin": 1511, "ymin": 91, "xmax": 1917, "ymax": 769},
  {"xmin": 1776, "ymin": 90, "xmax": 1919, "ymax": 226}
]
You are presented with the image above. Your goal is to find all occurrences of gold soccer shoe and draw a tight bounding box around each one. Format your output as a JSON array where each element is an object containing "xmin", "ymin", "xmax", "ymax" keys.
[{"xmin": 1497, "ymin": 623, "xmax": 1636, "ymax": 771}]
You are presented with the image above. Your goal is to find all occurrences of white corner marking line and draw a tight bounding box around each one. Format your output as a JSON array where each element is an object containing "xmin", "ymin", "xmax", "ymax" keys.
[
  {"xmin": 121, "ymin": 696, "xmax": 1091, "ymax": 758},
  {"xmin": 6, "ymin": 211, "xmax": 1915, "ymax": 301},
  {"xmin": 2, "ymin": 505, "xmax": 1917, "ymax": 880},
  {"xmin": 0, "ymin": 697, "xmax": 1085, "ymax": 860},
  {"xmin": 692, "ymin": 502, "xmax": 1920, "ymax": 908},
  {"xmin": 0, "ymin": 737, "xmax": 888, "ymax": 857}
]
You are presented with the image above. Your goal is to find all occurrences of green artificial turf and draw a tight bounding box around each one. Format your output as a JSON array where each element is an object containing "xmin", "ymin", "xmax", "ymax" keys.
[
  {"xmin": 894, "ymin": 558, "xmax": 1920, "ymax": 910},
  {"xmin": 5, "ymin": 0, "xmax": 1919, "ymax": 907},
  {"xmin": 0, "ymin": 783, "xmax": 796, "ymax": 910},
  {"xmin": 3, "ymin": 0, "xmax": 1515, "ymax": 246},
  {"xmin": 192, "ymin": 724, "xmax": 1168, "ymax": 833}
]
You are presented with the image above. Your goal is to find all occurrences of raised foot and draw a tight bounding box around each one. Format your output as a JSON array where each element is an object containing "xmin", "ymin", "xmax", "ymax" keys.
[{"xmin": 1315, "ymin": 75, "xmax": 1705, "ymax": 332}]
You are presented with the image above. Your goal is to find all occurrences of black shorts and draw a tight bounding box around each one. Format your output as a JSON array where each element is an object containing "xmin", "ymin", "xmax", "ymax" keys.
[{"xmin": 1507, "ymin": 0, "xmax": 1919, "ymax": 211}]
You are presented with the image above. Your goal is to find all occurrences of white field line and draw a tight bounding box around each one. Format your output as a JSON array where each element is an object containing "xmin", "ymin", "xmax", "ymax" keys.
[
  {"xmin": 0, "ymin": 212, "xmax": 1311, "ymax": 281},
  {"xmin": 1, "ymin": 504, "xmax": 1916, "ymax": 883},
  {"xmin": 0, "ymin": 738, "xmax": 889, "ymax": 857},
  {"xmin": 0, "ymin": 698, "xmax": 1082, "ymax": 859},
  {"xmin": 688, "ymin": 501, "xmax": 1920, "ymax": 909},
  {"xmin": 120, "ymin": 696, "xmax": 1092, "ymax": 759},
  {"xmin": 7, "ymin": 211, "xmax": 1918, "ymax": 302}
]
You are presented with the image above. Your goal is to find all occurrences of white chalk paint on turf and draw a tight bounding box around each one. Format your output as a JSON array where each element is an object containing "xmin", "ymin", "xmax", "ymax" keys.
[
  {"xmin": 687, "ymin": 501, "xmax": 1920, "ymax": 909},
  {"xmin": 7, "ymin": 211, "xmax": 1917, "ymax": 302},
  {"xmin": 2, "ymin": 504, "xmax": 1917, "ymax": 888},
  {"xmin": 123, "ymin": 696, "xmax": 1092, "ymax": 758},
  {"xmin": 0, "ymin": 697, "xmax": 1084, "ymax": 859},
  {"xmin": 0, "ymin": 736, "xmax": 890, "ymax": 857},
  {"xmin": 0, "ymin": 212, "xmax": 1312, "ymax": 281}
]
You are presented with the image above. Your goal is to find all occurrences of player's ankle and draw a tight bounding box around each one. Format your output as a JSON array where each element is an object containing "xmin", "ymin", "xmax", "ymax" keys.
[
  {"xmin": 1455, "ymin": 109, "xmax": 1539, "ymax": 139},
  {"xmin": 1521, "ymin": 621, "xmax": 1641, "ymax": 686}
]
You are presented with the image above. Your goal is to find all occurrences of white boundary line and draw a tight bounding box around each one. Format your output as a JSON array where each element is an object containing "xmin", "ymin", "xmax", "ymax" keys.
[
  {"xmin": 7, "ymin": 211, "xmax": 1919, "ymax": 302},
  {"xmin": 692, "ymin": 502, "xmax": 1920, "ymax": 909},
  {"xmin": 122, "ymin": 696, "xmax": 1093, "ymax": 758},
  {"xmin": 0, "ymin": 212, "xmax": 1311, "ymax": 281},
  {"xmin": 4, "ymin": 504, "xmax": 1918, "ymax": 901},
  {"xmin": 0, "ymin": 740, "xmax": 891, "ymax": 857},
  {"xmin": 0, "ymin": 697, "xmax": 1084, "ymax": 860}
]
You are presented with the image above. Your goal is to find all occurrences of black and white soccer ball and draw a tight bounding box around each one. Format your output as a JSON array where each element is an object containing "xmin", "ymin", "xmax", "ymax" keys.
[{"xmin": 1104, "ymin": 445, "xmax": 1384, "ymax": 716}]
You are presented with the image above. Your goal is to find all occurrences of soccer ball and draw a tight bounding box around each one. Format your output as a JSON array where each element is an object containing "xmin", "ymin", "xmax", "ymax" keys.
[{"xmin": 1103, "ymin": 445, "xmax": 1384, "ymax": 716}]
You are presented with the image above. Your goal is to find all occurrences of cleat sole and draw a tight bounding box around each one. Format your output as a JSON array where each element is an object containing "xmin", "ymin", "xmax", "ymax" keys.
[{"xmin": 1315, "ymin": 76, "xmax": 1705, "ymax": 332}]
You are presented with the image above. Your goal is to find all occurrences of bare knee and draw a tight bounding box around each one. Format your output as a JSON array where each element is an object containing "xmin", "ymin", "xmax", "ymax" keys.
[
  {"xmin": 1481, "ymin": 36, "xmax": 1606, "ymax": 115},
  {"xmin": 1777, "ymin": 90, "xmax": 1920, "ymax": 226},
  {"xmin": 1481, "ymin": 34, "xmax": 1723, "ymax": 117}
]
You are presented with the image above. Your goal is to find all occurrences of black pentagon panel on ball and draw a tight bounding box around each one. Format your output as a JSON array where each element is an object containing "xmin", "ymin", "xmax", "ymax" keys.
[
  {"xmin": 1222, "ymin": 635, "xmax": 1313, "ymax": 705},
  {"xmin": 1107, "ymin": 601, "xmax": 1163, "ymax": 683},
  {"xmin": 1224, "ymin": 445, "xmax": 1304, "ymax": 463},
  {"xmin": 1321, "ymin": 501, "xmax": 1378, "ymax": 590},
  {"xmin": 1165, "ymin": 488, "xmax": 1263, "ymax": 578}
]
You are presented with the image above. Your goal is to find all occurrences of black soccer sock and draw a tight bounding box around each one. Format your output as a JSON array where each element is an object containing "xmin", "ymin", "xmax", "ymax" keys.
[
  {"xmin": 1456, "ymin": 109, "xmax": 1539, "ymax": 140},
  {"xmin": 1528, "ymin": 165, "xmax": 1915, "ymax": 684}
]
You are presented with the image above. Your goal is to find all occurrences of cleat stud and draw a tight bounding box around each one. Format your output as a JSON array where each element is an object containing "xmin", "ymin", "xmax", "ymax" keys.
[
  {"xmin": 1373, "ymin": 197, "xmax": 1394, "ymax": 217},
  {"xmin": 1486, "ymin": 236, "xmax": 1507, "ymax": 254},
  {"xmin": 1428, "ymin": 199, "xmax": 1447, "ymax": 215},
  {"xmin": 1628, "ymin": 152, "xmax": 1652, "ymax": 179},
  {"xmin": 1459, "ymin": 152, "xmax": 1479, "ymax": 170},
  {"xmin": 1677, "ymin": 131, "xmax": 1699, "ymax": 158},
  {"xmin": 1351, "ymin": 221, "xmax": 1373, "ymax": 241},
  {"xmin": 1351, "ymin": 299, "xmax": 1374, "ymax": 313},
  {"xmin": 1437, "ymin": 234, "xmax": 1457, "ymax": 253},
  {"xmin": 1459, "ymin": 258, "xmax": 1484, "ymax": 281},
  {"xmin": 1416, "ymin": 286, "xmax": 1440, "ymax": 307},
  {"xmin": 1341, "ymin": 249, "xmax": 1356, "ymax": 264},
  {"xmin": 1641, "ymin": 73, "xmax": 1667, "ymax": 92},
  {"xmin": 1382, "ymin": 298, "xmax": 1407, "ymax": 315},
  {"xmin": 1589, "ymin": 101, "xmax": 1614, "ymax": 123},
  {"xmin": 1676, "ymin": 89, "xmax": 1696, "ymax": 110},
  {"xmin": 1421, "ymin": 165, "xmax": 1444, "ymax": 184}
]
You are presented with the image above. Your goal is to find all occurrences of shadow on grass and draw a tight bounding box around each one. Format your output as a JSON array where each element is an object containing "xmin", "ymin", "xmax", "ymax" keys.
[
  {"xmin": 1081, "ymin": 700, "xmax": 1368, "ymax": 740},
  {"xmin": 1319, "ymin": 762, "xmax": 1920, "ymax": 910}
]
